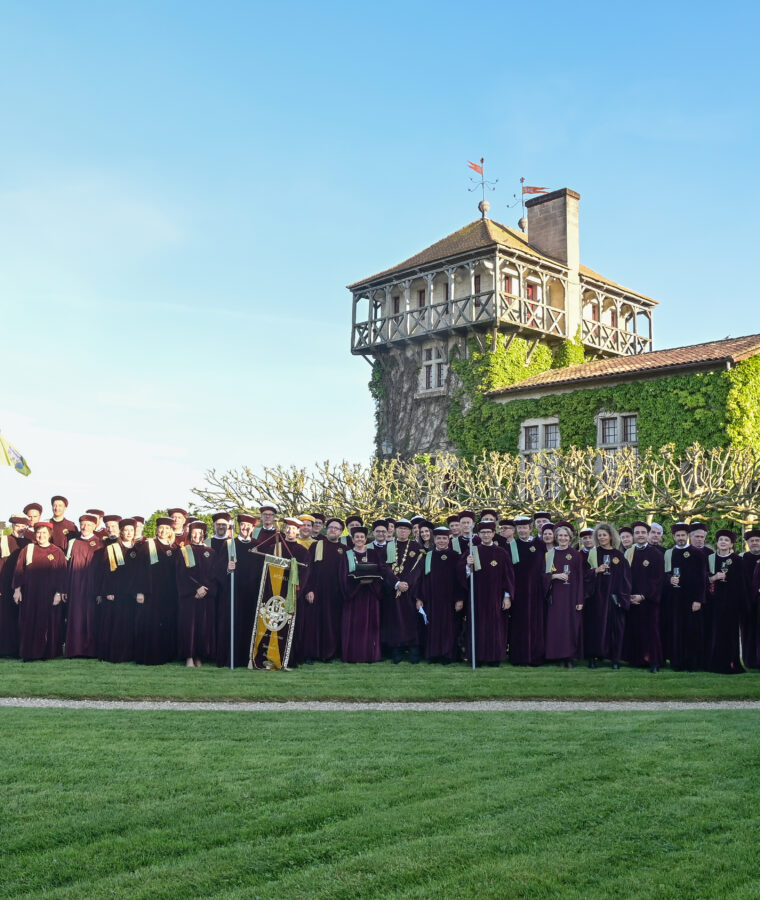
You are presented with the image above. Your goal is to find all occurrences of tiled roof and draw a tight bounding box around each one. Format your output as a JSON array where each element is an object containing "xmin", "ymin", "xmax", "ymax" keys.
[
  {"xmin": 487, "ymin": 334, "xmax": 760, "ymax": 397},
  {"xmin": 347, "ymin": 219, "xmax": 566, "ymax": 289},
  {"xmin": 347, "ymin": 218, "xmax": 655, "ymax": 303}
]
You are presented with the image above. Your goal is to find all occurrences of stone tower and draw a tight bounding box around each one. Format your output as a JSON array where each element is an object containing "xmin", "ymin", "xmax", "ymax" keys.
[{"xmin": 348, "ymin": 188, "xmax": 657, "ymax": 458}]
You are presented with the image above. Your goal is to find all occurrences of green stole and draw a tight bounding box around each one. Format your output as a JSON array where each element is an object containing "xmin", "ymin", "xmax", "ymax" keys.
[
  {"xmin": 180, "ymin": 545, "xmax": 196, "ymax": 568},
  {"xmin": 506, "ymin": 539, "xmax": 520, "ymax": 565}
]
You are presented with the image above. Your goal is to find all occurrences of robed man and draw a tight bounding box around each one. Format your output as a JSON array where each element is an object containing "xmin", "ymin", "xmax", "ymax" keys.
[
  {"xmin": 418, "ymin": 526, "xmax": 464, "ymax": 662},
  {"xmin": 380, "ymin": 518, "xmax": 425, "ymax": 663},
  {"xmin": 457, "ymin": 521, "xmax": 514, "ymax": 666},
  {"xmin": 63, "ymin": 513, "xmax": 103, "ymax": 658},
  {"xmin": 623, "ymin": 522, "xmax": 665, "ymax": 672},
  {"xmin": 664, "ymin": 522, "xmax": 707, "ymax": 671},
  {"xmin": 506, "ymin": 516, "xmax": 546, "ymax": 666},
  {"xmin": 0, "ymin": 515, "xmax": 29, "ymax": 656},
  {"xmin": 297, "ymin": 517, "xmax": 347, "ymax": 663}
]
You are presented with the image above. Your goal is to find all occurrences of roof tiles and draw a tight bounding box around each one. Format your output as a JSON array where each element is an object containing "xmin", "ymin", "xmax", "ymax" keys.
[{"xmin": 487, "ymin": 334, "xmax": 760, "ymax": 397}]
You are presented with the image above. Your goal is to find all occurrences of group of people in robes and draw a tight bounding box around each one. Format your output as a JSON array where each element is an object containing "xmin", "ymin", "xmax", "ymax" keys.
[{"xmin": 1, "ymin": 496, "xmax": 759, "ymax": 674}]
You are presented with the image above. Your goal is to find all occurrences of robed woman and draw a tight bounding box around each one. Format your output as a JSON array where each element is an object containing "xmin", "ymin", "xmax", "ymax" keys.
[
  {"xmin": 705, "ymin": 530, "xmax": 746, "ymax": 674},
  {"xmin": 12, "ymin": 522, "xmax": 67, "ymax": 660},
  {"xmin": 339, "ymin": 526, "xmax": 383, "ymax": 663},
  {"xmin": 543, "ymin": 524, "xmax": 585, "ymax": 667},
  {"xmin": 176, "ymin": 521, "xmax": 219, "ymax": 667},
  {"xmin": 584, "ymin": 523, "xmax": 632, "ymax": 669},
  {"xmin": 98, "ymin": 518, "xmax": 145, "ymax": 663}
]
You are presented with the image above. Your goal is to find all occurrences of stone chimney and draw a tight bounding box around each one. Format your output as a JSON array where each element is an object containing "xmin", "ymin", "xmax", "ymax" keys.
[{"xmin": 525, "ymin": 188, "xmax": 581, "ymax": 338}]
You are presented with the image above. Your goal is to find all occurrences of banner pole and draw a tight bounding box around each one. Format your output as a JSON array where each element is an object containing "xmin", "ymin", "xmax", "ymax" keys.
[
  {"xmin": 469, "ymin": 532, "xmax": 476, "ymax": 671},
  {"xmin": 230, "ymin": 567, "xmax": 235, "ymax": 670}
]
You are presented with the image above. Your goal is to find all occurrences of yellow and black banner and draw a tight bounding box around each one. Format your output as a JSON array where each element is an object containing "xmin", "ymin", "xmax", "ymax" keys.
[{"xmin": 249, "ymin": 554, "xmax": 299, "ymax": 670}]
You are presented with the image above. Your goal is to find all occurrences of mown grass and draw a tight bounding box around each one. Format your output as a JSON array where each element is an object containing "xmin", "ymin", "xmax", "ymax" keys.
[
  {"xmin": 0, "ymin": 657, "xmax": 759, "ymax": 702},
  {"xmin": 1, "ymin": 710, "xmax": 759, "ymax": 898}
]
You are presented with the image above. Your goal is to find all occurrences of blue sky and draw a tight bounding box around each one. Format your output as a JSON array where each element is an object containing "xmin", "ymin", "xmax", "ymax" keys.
[{"xmin": 1, "ymin": 1, "xmax": 758, "ymax": 517}]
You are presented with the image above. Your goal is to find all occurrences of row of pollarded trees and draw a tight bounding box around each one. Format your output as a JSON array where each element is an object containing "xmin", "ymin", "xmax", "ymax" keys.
[{"xmin": 192, "ymin": 444, "xmax": 760, "ymax": 533}]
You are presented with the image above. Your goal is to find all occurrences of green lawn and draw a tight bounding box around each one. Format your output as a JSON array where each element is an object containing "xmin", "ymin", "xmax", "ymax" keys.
[
  {"xmin": 0, "ymin": 657, "xmax": 759, "ymax": 702},
  {"xmin": 1, "ymin": 710, "xmax": 759, "ymax": 898}
]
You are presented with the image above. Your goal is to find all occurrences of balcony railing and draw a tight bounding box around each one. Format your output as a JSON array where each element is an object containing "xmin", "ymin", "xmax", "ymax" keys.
[
  {"xmin": 352, "ymin": 291, "xmax": 567, "ymax": 353},
  {"xmin": 581, "ymin": 319, "xmax": 652, "ymax": 355}
]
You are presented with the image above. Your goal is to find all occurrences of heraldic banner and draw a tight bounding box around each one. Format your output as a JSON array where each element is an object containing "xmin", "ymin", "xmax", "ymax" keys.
[{"xmin": 249, "ymin": 552, "xmax": 300, "ymax": 669}]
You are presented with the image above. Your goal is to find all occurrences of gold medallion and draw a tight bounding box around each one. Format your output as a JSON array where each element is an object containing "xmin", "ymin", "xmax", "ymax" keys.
[
  {"xmin": 166, "ymin": 550, "xmax": 173, "ymax": 557},
  {"xmin": 684, "ymin": 551, "xmax": 690, "ymax": 558},
  {"xmin": 47, "ymin": 553, "xmax": 55, "ymax": 561},
  {"xmin": 530, "ymin": 546, "xmax": 536, "ymax": 553},
  {"xmin": 89, "ymin": 541, "xmax": 97, "ymax": 547},
  {"xmin": 566, "ymin": 553, "xmax": 572, "ymax": 560},
  {"xmin": 130, "ymin": 551, "xmax": 137, "ymax": 558},
  {"xmin": 643, "ymin": 560, "xmax": 650, "ymax": 567},
  {"xmin": 204, "ymin": 551, "xmax": 210, "ymax": 558},
  {"xmin": 441, "ymin": 554, "xmax": 448, "ymax": 560},
  {"xmin": 490, "ymin": 559, "xmax": 498, "ymax": 567},
  {"xmin": 613, "ymin": 557, "xmax": 620, "ymax": 565}
]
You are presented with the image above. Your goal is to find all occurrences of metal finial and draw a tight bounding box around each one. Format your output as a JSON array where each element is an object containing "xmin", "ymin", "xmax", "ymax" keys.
[{"xmin": 467, "ymin": 157, "xmax": 497, "ymax": 215}]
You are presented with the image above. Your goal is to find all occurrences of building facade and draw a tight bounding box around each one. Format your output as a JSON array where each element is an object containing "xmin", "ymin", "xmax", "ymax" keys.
[{"xmin": 349, "ymin": 188, "xmax": 658, "ymax": 457}]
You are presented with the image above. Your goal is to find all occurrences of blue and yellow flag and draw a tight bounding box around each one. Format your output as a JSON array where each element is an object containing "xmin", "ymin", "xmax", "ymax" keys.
[{"xmin": 0, "ymin": 433, "xmax": 31, "ymax": 477}]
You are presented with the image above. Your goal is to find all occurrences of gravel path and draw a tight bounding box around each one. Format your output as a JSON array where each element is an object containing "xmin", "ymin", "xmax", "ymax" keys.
[{"xmin": 2, "ymin": 697, "xmax": 760, "ymax": 712}]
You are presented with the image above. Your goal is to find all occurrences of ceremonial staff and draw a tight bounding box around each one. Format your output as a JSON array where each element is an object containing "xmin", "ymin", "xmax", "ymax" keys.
[
  {"xmin": 228, "ymin": 537, "xmax": 237, "ymax": 670},
  {"xmin": 468, "ymin": 530, "xmax": 476, "ymax": 671}
]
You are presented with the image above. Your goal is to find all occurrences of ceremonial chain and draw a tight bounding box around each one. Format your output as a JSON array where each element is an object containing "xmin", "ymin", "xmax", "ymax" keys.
[{"xmin": 392, "ymin": 541, "xmax": 411, "ymax": 576}]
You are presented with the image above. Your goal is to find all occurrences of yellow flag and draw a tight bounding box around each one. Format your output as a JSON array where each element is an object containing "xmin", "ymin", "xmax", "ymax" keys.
[{"xmin": 0, "ymin": 433, "xmax": 31, "ymax": 477}]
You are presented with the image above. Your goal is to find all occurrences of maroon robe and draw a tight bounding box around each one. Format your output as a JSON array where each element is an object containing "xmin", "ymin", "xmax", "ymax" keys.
[
  {"xmin": 12, "ymin": 542, "xmax": 67, "ymax": 660},
  {"xmin": 64, "ymin": 534, "xmax": 104, "ymax": 658},
  {"xmin": 418, "ymin": 546, "xmax": 464, "ymax": 661},
  {"xmin": 543, "ymin": 547, "xmax": 586, "ymax": 662},
  {"xmin": 623, "ymin": 544, "xmax": 665, "ymax": 668},
  {"xmin": 0, "ymin": 534, "xmax": 24, "ymax": 656},
  {"xmin": 99, "ymin": 542, "xmax": 144, "ymax": 663},
  {"xmin": 705, "ymin": 552, "xmax": 745, "ymax": 674},
  {"xmin": 380, "ymin": 539, "xmax": 425, "ymax": 650},
  {"xmin": 339, "ymin": 547, "xmax": 382, "ymax": 663},
  {"xmin": 456, "ymin": 542, "xmax": 514, "ymax": 664},
  {"xmin": 297, "ymin": 538, "xmax": 346, "ymax": 662},
  {"xmin": 583, "ymin": 548, "xmax": 632, "ymax": 662},
  {"xmin": 176, "ymin": 543, "xmax": 219, "ymax": 660},
  {"xmin": 216, "ymin": 537, "xmax": 263, "ymax": 668},
  {"xmin": 135, "ymin": 539, "xmax": 178, "ymax": 665},
  {"xmin": 740, "ymin": 551, "xmax": 760, "ymax": 668},
  {"xmin": 50, "ymin": 517, "xmax": 78, "ymax": 552},
  {"xmin": 508, "ymin": 538, "xmax": 546, "ymax": 666},
  {"xmin": 665, "ymin": 545, "xmax": 707, "ymax": 671}
]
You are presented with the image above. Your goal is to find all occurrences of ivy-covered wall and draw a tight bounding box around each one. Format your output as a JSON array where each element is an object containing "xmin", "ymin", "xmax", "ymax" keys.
[{"xmin": 448, "ymin": 336, "xmax": 760, "ymax": 457}]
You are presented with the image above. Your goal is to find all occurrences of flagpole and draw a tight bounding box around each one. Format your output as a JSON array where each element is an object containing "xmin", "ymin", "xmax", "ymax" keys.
[
  {"xmin": 469, "ymin": 531, "xmax": 476, "ymax": 671},
  {"xmin": 230, "ymin": 566, "xmax": 235, "ymax": 670}
]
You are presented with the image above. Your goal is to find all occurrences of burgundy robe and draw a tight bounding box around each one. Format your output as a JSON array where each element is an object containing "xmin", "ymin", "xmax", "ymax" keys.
[
  {"xmin": 623, "ymin": 544, "xmax": 665, "ymax": 668},
  {"xmin": 12, "ymin": 542, "xmax": 67, "ymax": 660},
  {"xmin": 64, "ymin": 534, "xmax": 103, "ymax": 658},
  {"xmin": 543, "ymin": 547, "xmax": 586, "ymax": 662},
  {"xmin": 380, "ymin": 539, "xmax": 425, "ymax": 649},
  {"xmin": 583, "ymin": 548, "xmax": 632, "ymax": 662},
  {"xmin": 297, "ymin": 538, "xmax": 346, "ymax": 662},
  {"xmin": 508, "ymin": 538, "xmax": 546, "ymax": 666},
  {"xmin": 0, "ymin": 534, "xmax": 24, "ymax": 656},
  {"xmin": 339, "ymin": 547, "xmax": 382, "ymax": 663},
  {"xmin": 740, "ymin": 551, "xmax": 760, "ymax": 668},
  {"xmin": 135, "ymin": 539, "xmax": 178, "ymax": 665},
  {"xmin": 216, "ymin": 537, "xmax": 263, "ymax": 668},
  {"xmin": 418, "ymin": 547, "xmax": 464, "ymax": 661},
  {"xmin": 665, "ymin": 545, "xmax": 707, "ymax": 671},
  {"xmin": 176, "ymin": 543, "xmax": 219, "ymax": 660},
  {"xmin": 457, "ymin": 542, "xmax": 514, "ymax": 664},
  {"xmin": 50, "ymin": 518, "xmax": 78, "ymax": 552},
  {"xmin": 705, "ymin": 552, "xmax": 745, "ymax": 674},
  {"xmin": 99, "ymin": 542, "xmax": 144, "ymax": 663}
]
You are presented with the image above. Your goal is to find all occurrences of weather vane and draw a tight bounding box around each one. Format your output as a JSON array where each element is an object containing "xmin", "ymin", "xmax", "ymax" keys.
[{"xmin": 467, "ymin": 158, "xmax": 497, "ymax": 217}]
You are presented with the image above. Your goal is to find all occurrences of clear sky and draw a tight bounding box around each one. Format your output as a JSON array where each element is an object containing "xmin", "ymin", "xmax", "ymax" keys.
[{"xmin": 1, "ymin": 0, "xmax": 758, "ymax": 518}]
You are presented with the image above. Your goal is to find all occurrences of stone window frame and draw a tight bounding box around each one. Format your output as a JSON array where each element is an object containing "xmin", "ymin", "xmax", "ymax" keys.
[
  {"xmin": 595, "ymin": 411, "xmax": 639, "ymax": 451},
  {"xmin": 415, "ymin": 343, "xmax": 448, "ymax": 399},
  {"xmin": 519, "ymin": 416, "xmax": 561, "ymax": 456}
]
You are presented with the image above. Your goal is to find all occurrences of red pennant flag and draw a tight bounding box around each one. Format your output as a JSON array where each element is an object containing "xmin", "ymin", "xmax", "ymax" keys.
[
  {"xmin": 522, "ymin": 185, "xmax": 548, "ymax": 195},
  {"xmin": 467, "ymin": 160, "xmax": 484, "ymax": 175}
]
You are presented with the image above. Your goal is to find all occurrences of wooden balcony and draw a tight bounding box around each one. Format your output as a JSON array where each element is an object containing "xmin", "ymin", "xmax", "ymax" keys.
[
  {"xmin": 352, "ymin": 291, "xmax": 568, "ymax": 354},
  {"xmin": 581, "ymin": 318, "xmax": 652, "ymax": 355}
]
